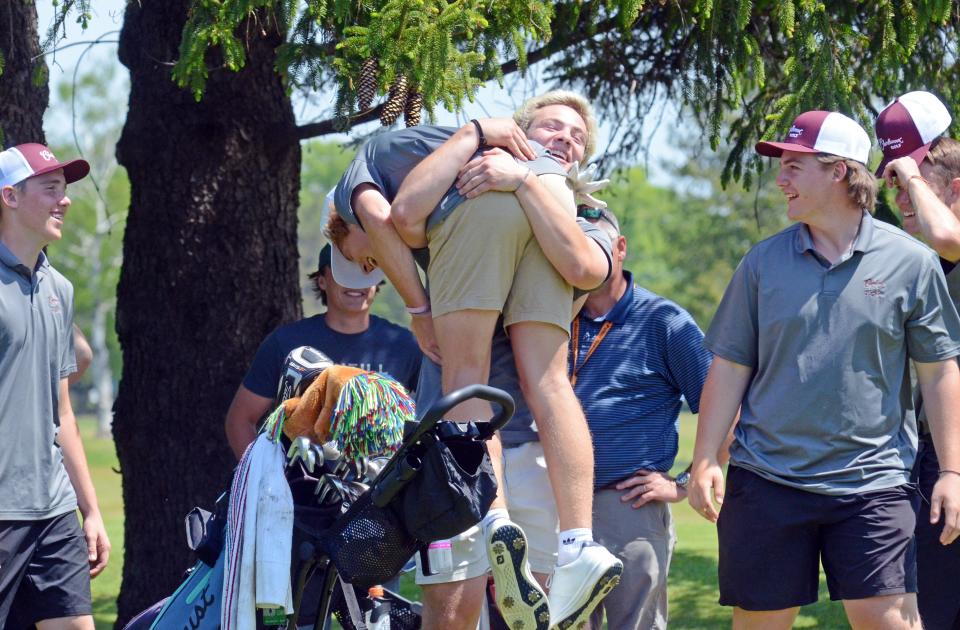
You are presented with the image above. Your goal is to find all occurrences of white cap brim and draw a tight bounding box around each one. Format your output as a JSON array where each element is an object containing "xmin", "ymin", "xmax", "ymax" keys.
[{"xmin": 329, "ymin": 238, "xmax": 385, "ymax": 289}]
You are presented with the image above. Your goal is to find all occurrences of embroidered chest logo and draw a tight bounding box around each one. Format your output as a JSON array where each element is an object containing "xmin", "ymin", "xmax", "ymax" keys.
[
  {"xmin": 864, "ymin": 279, "xmax": 886, "ymax": 298},
  {"xmin": 48, "ymin": 295, "xmax": 61, "ymax": 312}
]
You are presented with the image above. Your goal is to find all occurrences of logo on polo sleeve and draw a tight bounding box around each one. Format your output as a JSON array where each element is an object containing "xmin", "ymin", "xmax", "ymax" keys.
[{"xmin": 864, "ymin": 279, "xmax": 886, "ymax": 298}]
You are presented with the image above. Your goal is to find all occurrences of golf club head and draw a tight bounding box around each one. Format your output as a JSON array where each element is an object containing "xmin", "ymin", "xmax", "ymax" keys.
[{"xmin": 275, "ymin": 346, "xmax": 333, "ymax": 405}]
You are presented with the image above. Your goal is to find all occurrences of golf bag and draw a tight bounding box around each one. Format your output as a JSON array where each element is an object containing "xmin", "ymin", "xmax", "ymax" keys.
[{"xmin": 124, "ymin": 345, "xmax": 514, "ymax": 629}]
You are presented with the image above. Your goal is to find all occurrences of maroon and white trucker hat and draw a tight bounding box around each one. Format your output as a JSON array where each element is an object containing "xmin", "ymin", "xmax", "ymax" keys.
[
  {"xmin": 874, "ymin": 91, "xmax": 952, "ymax": 176},
  {"xmin": 0, "ymin": 143, "xmax": 90, "ymax": 189},
  {"xmin": 756, "ymin": 111, "xmax": 871, "ymax": 165}
]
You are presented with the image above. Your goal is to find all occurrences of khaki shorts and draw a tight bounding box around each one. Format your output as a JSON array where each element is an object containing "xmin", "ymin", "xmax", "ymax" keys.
[
  {"xmin": 426, "ymin": 173, "xmax": 575, "ymax": 334},
  {"xmin": 415, "ymin": 441, "xmax": 559, "ymax": 584}
]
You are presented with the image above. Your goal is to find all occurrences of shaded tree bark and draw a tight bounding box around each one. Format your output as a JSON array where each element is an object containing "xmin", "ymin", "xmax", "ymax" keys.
[
  {"xmin": 113, "ymin": 1, "xmax": 301, "ymax": 622},
  {"xmin": 0, "ymin": 0, "xmax": 48, "ymax": 146}
]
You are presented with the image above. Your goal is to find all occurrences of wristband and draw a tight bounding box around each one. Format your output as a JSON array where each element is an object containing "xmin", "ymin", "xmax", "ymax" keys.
[
  {"xmin": 909, "ymin": 174, "xmax": 930, "ymax": 187},
  {"xmin": 939, "ymin": 469, "xmax": 960, "ymax": 478},
  {"xmin": 406, "ymin": 302, "xmax": 431, "ymax": 315},
  {"xmin": 470, "ymin": 119, "xmax": 487, "ymax": 149}
]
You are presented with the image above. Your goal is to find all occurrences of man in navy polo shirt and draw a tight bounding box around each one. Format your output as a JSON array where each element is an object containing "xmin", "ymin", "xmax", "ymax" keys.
[
  {"xmin": 690, "ymin": 111, "xmax": 960, "ymax": 630},
  {"xmin": 224, "ymin": 243, "xmax": 421, "ymax": 459},
  {"xmin": 877, "ymin": 90, "xmax": 960, "ymax": 630},
  {"xmin": 0, "ymin": 144, "xmax": 110, "ymax": 628},
  {"xmin": 570, "ymin": 207, "xmax": 713, "ymax": 630}
]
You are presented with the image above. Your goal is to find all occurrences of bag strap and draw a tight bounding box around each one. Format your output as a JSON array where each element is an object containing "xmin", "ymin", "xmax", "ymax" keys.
[{"xmin": 339, "ymin": 576, "xmax": 368, "ymax": 630}]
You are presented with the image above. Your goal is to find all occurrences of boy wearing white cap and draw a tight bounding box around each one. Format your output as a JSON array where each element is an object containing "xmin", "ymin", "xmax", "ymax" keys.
[
  {"xmin": 689, "ymin": 111, "xmax": 960, "ymax": 630},
  {"xmin": 0, "ymin": 144, "xmax": 110, "ymax": 629},
  {"xmin": 878, "ymin": 90, "xmax": 960, "ymax": 630}
]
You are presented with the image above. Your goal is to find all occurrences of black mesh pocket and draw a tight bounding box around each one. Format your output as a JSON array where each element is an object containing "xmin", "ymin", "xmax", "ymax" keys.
[
  {"xmin": 321, "ymin": 491, "xmax": 419, "ymax": 589},
  {"xmin": 330, "ymin": 585, "xmax": 422, "ymax": 630},
  {"xmin": 401, "ymin": 438, "xmax": 497, "ymax": 542}
]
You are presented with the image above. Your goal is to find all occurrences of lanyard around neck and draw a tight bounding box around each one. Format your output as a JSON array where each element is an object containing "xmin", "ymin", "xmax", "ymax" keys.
[{"xmin": 569, "ymin": 317, "xmax": 613, "ymax": 386}]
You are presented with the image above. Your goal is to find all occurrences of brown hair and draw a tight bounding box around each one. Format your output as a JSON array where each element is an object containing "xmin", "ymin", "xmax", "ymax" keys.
[
  {"xmin": 513, "ymin": 90, "xmax": 598, "ymax": 164},
  {"xmin": 923, "ymin": 136, "xmax": 960, "ymax": 188},
  {"xmin": 324, "ymin": 211, "xmax": 350, "ymax": 249},
  {"xmin": 816, "ymin": 154, "xmax": 877, "ymax": 212}
]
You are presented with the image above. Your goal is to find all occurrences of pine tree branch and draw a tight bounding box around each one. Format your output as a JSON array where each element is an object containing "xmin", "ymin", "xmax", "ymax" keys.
[{"xmin": 294, "ymin": 12, "xmax": 622, "ymax": 141}]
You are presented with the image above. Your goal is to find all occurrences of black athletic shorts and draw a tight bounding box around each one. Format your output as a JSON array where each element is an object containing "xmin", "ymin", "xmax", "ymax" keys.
[
  {"xmin": 912, "ymin": 435, "xmax": 960, "ymax": 630},
  {"xmin": 0, "ymin": 511, "xmax": 93, "ymax": 627},
  {"xmin": 718, "ymin": 465, "xmax": 917, "ymax": 611}
]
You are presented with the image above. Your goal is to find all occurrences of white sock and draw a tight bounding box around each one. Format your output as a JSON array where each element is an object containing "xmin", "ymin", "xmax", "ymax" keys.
[
  {"xmin": 481, "ymin": 508, "xmax": 510, "ymax": 537},
  {"xmin": 557, "ymin": 528, "xmax": 593, "ymax": 566}
]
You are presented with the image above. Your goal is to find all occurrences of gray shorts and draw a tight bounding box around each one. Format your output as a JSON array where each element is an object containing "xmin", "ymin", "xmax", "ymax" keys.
[{"xmin": 0, "ymin": 511, "xmax": 92, "ymax": 627}]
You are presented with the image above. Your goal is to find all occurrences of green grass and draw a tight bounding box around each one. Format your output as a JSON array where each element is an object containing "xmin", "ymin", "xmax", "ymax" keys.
[
  {"xmin": 82, "ymin": 413, "xmax": 850, "ymax": 628},
  {"xmin": 77, "ymin": 417, "xmax": 124, "ymax": 629}
]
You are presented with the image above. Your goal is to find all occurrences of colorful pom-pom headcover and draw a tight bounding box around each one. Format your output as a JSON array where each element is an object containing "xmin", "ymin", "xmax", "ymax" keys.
[{"xmin": 262, "ymin": 364, "xmax": 414, "ymax": 462}]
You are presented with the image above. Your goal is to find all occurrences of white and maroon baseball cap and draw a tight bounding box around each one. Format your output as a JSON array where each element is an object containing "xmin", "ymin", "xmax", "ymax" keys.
[
  {"xmin": 874, "ymin": 91, "xmax": 952, "ymax": 176},
  {"xmin": 0, "ymin": 143, "xmax": 89, "ymax": 189},
  {"xmin": 756, "ymin": 111, "xmax": 871, "ymax": 165}
]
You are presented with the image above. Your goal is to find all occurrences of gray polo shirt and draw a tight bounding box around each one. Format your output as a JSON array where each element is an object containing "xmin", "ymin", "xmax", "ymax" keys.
[
  {"xmin": 0, "ymin": 243, "xmax": 78, "ymax": 520},
  {"xmin": 705, "ymin": 213, "xmax": 960, "ymax": 495},
  {"xmin": 334, "ymin": 125, "xmax": 566, "ymax": 233}
]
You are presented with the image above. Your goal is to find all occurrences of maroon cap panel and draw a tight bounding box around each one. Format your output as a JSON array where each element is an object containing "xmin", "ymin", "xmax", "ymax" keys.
[{"xmin": 875, "ymin": 101, "xmax": 925, "ymax": 162}]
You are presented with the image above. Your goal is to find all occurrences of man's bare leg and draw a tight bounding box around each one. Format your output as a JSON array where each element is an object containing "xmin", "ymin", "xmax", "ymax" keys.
[
  {"xmin": 433, "ymin": 309, "xmax": 507, "ymax": 511},
  {"xmin": 509, "ymin": 320, "xmax": 622, "ymax": 628},
  {"xmin": 731, "ymin": 607, "xmax": 799, "ymax": 630},
  {"xmin": 508, "ymin": 321, "xmax": 594, "ymax": 530},
  {"xmin": 433, "ymin": 310, "xmax": 550, "ymax": 629},
  {"xmin": 421, "ymin": 576, "xmax": 488, "ymax": 630},
  {"xmin": 37, "ymin": 616, "xmax": 95, "ymax": 630},
  {"xmin": 843, "ymin": 594, "xmax": 923, "ymax": 630}
]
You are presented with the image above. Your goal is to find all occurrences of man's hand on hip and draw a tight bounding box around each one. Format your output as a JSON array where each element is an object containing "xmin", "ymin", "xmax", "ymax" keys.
[{"xmin": 616, "ymin": 470, "xmax": 686, "ymax": 508}]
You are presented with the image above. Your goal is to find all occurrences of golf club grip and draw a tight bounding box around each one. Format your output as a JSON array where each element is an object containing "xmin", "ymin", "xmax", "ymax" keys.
[{"xmin": 419, "ymin": 384, "xmax": 515, "ymax": 438}]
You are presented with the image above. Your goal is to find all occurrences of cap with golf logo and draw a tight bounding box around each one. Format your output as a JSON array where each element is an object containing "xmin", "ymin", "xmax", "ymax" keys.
[
  {"xmin": 874, "ymin": 91, "xmax": 952, "ymax": 176},
  {"xmin": 0, "ymin": 143, "xmax": 90, "ymax": 189},
  {"xmin": 756, "ymin": 111, "xmax": 871, "ymax": 165},
  {"xmin": 321, "ymin": 187, "xmax": 385, "ymax": 289}
]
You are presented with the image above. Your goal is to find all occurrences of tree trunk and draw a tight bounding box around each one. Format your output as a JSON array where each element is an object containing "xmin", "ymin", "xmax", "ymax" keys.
[
  {"xmin": 113, "ymin": 2, "xmax": 301, "ymax": 623},
  {"xmin": 0, "ymin": 0, "xmax": 48, "ymax": 146}
]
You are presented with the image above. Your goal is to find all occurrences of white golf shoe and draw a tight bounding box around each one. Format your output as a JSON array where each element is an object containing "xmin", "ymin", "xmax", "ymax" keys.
[
  {"xmin": 487, "ymin": 521, "xmax": 551, "ymax": 630},
  {"xmin": 547, "ymin": 543, "xmax": 622, "ymax": 630}
]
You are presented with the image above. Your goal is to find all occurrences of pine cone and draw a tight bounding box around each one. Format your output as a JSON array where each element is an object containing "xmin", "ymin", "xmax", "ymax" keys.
[
  {"xmin": 357, "ymin": 58, "xmax": 378, "ymax": 110},
  {"xmin": 404, "ymin": 91, "xmax": 423, "ymax": 127},
  {"xmin": 380, "ymin": 75, "xmax": 408, "ymax": 126}
]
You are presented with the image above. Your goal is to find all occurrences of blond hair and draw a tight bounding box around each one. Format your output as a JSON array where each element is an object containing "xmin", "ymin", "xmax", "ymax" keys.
[
  {"xmin": 923, "ymin": 136, "xmax": 960, "ymax": 188},
  {"xmin": 513, "ymin": 90, "xmax": 598, "ymax": 163},
  {"xmin": 817, "ymin": 154, "xmax": 877, "ymax": 212}
]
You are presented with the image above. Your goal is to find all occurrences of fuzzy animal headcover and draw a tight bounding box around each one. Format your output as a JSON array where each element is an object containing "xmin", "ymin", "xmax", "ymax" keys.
[{"xmin": 262, "ymin": 365, "xmax": 414, "ymax": 462}]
